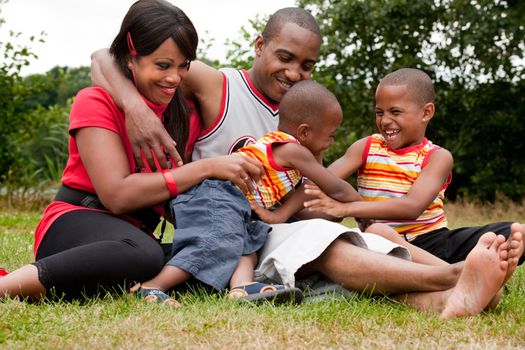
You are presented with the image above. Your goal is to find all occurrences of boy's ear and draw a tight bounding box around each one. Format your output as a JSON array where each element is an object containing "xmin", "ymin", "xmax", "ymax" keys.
[
  {"xmin": 296, "ymin": 123, "xmax": 311, "ymax": 142},
  {"xmin": 254, "ymin": 35, "xmax": 264, "ymax": 57},
  {"xmin": 421, "ymin": 102, "xmax": 435, "ymax": 123}
]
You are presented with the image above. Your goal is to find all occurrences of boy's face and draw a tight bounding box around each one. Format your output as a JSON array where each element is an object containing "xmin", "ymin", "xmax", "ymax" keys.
[
  {"xmin": 374, "ymin": 84, "xmax": 433, "ymax": 149},
  {"xmin": 251, "ymin": 22, "xmax": 321, "ymax": 104},
  {"xmin": 301, "ymin": 102, "xmax": 342, "ymax": 157}
]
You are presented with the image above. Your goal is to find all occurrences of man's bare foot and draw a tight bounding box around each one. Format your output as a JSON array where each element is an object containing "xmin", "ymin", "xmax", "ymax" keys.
[
  {"xmin": 485, "ymin": 224, "xmax": 523, "ymax": 310},
  {"xmin": 440, "ymin": 232, "xmax": 508, "ymax": 319},
  {"xmin": 505, "ymin": 223, "xmax": 524, "ymax": 283}
]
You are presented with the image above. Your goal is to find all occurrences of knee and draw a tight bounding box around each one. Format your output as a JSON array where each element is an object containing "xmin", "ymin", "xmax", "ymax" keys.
[
  {"xmin": 122, "ymin": 237, "xmax": 165, "ymax": 279},
  {"xmin": 367, "ymin": 223, "xmax": 399, "ymax": 240},
  {"xmin": 314, "ymin": 237, "xmax": 348, "ymax": 269}
]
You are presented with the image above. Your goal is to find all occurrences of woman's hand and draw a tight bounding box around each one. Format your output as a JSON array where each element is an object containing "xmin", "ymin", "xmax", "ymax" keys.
[
  {"xmin": 303, "ymin": 183, "xmax": 349, "ymax": 218},
  {"xmin": 206, "ymin": 155, "xmax": 264, "ymax": 195}
]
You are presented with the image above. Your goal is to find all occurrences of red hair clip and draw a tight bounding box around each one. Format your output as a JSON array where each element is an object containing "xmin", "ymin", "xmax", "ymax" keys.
[{"xmin": 127, "ymin": 32, "xmax": 137, "ymax": 57}]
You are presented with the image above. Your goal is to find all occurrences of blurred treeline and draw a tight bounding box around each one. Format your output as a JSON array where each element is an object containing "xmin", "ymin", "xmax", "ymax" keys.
[
  {"xmin": 0, "ymin": 2, "xmax": 92, "ymax": 205},
  {"xmin": 1, "ymin": 0, "xmax": 524, "ymax": 207}
]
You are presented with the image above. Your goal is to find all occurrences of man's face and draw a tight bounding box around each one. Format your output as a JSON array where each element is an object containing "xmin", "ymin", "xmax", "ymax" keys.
[{"xmin": 251, "ymin": 22, "xmax": 321, "ymax": 103}]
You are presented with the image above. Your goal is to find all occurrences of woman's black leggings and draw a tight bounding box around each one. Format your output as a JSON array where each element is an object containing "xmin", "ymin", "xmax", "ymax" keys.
[{"xmin": 34, "ymin": 210, "xmax": 165, "ymax": 300}]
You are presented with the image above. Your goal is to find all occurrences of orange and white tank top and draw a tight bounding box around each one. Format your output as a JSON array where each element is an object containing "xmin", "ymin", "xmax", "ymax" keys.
[
  {"xmin": 236, "ymin": 131, "xmax": 303, "ymax": 209},
  {"xmin": 358, "ymin": 134, "xmax": 451, "ymax": 240}
]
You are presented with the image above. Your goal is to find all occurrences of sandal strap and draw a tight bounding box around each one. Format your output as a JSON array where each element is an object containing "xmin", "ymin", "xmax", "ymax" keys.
[
  {"xmin": 136, "ymin": 288, "xmax": 172, "ymax": 302},
  {"xmin": 230, "ymin": 282, "xmax": 285, "ymax": 296}
]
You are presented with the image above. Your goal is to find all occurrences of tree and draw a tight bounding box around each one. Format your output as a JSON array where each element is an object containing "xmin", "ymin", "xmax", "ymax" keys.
[
  {"xmin": 297, "ymin": 0, "xmax": 525, "ymax": 200},
  {"xmin": 0, "ymin": 0, "xmax": 46, "ymax": 183}
]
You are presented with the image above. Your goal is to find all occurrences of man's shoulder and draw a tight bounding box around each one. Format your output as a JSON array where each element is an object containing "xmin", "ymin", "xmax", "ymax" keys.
[{"xmin": 219, "ymin": 67, "xmax": 239, "ymax": 77}]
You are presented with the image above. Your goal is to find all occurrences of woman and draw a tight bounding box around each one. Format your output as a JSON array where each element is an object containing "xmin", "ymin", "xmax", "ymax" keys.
[{"xmin": 0, "ymin": 0, "xmax": 262, "ymax": 301}]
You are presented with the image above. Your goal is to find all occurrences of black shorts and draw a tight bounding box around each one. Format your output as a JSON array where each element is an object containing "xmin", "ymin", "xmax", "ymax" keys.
[{"xmin": 411, "ymin": 221, "xmax": 524, "ymax": 264}]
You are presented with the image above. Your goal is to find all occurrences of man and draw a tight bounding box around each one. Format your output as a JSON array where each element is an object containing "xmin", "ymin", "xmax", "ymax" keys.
[{"xmin": 91, "ymin": 7, "xmax": 522, "ymax": 318}]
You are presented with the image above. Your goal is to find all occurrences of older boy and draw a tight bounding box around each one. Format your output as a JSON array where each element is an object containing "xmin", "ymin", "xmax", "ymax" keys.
[{"xmin": 304, "ymin": 68, "xmax": 525, "ymax": 265}]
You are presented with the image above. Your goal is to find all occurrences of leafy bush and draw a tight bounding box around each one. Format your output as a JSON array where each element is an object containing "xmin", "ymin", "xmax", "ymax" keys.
[{"xmin": 297, "ymin": 0, "xmax": 525, "ymax": 201}]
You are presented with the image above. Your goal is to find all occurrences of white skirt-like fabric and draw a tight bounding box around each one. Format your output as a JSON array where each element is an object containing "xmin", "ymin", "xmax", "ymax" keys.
[{"xmin": 254, "ymin": 219, "xmax": 411, "ymax": 288}]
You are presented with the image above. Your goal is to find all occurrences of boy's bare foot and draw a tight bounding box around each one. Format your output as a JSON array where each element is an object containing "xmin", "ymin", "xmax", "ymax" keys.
[{"xmin": 440, "ymin": 232, "xmax": 508, "ymax": 319}]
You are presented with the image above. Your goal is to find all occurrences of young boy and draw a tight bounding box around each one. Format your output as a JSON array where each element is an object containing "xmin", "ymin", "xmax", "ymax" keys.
[
  {"xmin": 304, "ymin": 68, "xmax": 525, "ymax": 265},
  {"xmin": 136, "ymin": 80, "xmax": 394, "ymax": 305}
]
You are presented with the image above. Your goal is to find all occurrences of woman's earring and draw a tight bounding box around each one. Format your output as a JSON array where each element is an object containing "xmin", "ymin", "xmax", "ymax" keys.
[{"xmin": 128, "ymin": 63, "xmax": 133, "ymax": 70}]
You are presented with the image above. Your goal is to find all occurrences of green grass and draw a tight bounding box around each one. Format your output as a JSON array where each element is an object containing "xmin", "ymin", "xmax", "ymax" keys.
[{"xmin": 1, "ymin": 209, "xmax": 525, "ymax": 349}]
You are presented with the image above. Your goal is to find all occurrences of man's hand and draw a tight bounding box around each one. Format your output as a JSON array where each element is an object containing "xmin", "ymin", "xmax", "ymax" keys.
[
  {"xmin": 125, "ymin": 101, "xmax": 183, "ymax": 171},
  {"xmin": 303, "ymin": 183, "xmax": 349, "ymax": 218}
]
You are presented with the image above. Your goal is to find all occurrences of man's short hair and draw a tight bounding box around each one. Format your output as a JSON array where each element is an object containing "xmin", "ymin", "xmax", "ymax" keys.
[
  {"xmin": 262, "ymin": 7, "xmax": 321, "ymax": 41},
  {"xmin": 380, "ymin": 68, "xmax": 435, "ymax": 104}
]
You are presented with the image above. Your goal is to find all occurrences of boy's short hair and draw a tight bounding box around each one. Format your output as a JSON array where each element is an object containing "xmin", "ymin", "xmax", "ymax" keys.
[
  {"xmin": 279, "ymin": 80, "xmax": 339, "ymax": 128},
  {"xmin": 380, "ymin": 68, "xmax": 435, "ymax": 105},
  {"xmin": 262, "ymin": 7, "xmax": 321, "ymax": 41}
]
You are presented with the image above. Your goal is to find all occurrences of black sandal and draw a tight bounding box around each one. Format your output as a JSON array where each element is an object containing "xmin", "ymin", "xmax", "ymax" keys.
[
  {"xmin": 228, "ymin": 282, "xmax": 303, "ymax": 304},
  {"xmin": 135, "ymin": 287, "xmax": 180, "ymax": 307}
]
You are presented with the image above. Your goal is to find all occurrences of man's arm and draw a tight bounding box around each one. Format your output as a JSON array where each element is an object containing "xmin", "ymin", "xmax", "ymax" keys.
[
  {"xmin": 305, "ymin": 148, "xmax": 454, "ymax": 220},
  {"xmin": 179, "ymin": 61, "xmax": 224, "ymax": 129},
  {"xmin": 91, "ymin": 48, "xmax": 181, "ymax": 170}
]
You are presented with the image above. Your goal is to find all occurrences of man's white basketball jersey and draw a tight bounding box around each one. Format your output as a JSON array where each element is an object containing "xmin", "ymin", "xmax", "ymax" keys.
[{"xmin": 191, "ymin": 68, "xmax": 280, "ymax": 160}]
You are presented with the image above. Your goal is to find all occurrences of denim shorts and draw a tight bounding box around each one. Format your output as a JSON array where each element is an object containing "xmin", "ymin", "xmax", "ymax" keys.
[{"xmin": 167, "ymin": 179, "xmax": 270, "ymax": 290}]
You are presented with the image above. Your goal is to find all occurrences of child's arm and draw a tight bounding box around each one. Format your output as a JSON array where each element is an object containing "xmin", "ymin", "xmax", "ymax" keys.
[
  {"xmin": 249, "ymin": 182, "xmax": 340, "ymax": 224},
  {"xmin": 327, "ymin": 137, "xmax": 368, "ymax": 179},
  {"xmin": 273, "ymin": 142, "xmax": 361, "ymax": 203},
  {"xmin": 305, "ymin": 148, "xmax": 453, "ymax": 220}
]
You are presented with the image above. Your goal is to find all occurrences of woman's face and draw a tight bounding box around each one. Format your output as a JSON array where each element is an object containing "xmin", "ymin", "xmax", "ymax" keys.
[{"xmin": 129, "ymin": 37, "xmax": 190, "ymax": 105}]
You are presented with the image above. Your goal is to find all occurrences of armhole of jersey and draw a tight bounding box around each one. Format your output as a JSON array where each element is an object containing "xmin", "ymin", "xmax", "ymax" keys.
[
  {"xmin": 267, "ymin": 140, "xmax": 299, "ymax": 171},
  {"xmin": 360, "ymin": 136, "xmax": 373, "ymax": 170},
  {"xmin": 197, "ymin": 72, "xmax": 228, "ymax": 137},
  {"xmin": 422, "ymin": 146, "xmax": 452, "ymax": 190},
  {"xmin": 421, "ymin": 146, "xmax": 437, "ymax": 169}
]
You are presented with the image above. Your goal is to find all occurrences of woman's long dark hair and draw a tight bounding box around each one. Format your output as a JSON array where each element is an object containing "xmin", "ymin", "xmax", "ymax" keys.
[{"xmin": 109, "ymin": 0, "xmax": 198, "ymax": 160}]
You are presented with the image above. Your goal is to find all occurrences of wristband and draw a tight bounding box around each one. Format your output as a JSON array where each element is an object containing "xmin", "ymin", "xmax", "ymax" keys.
[{"xmin": 161, "ymin": 169, "xmax": 178, "ymax": 197}]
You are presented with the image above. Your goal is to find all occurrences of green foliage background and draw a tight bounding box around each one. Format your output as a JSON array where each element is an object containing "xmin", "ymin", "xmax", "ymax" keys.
[
  {"xmin": 0, "ymin": 0, "xmax": 524, "ymax": 205},
  {"xmin": 0, "ymin": 2, "xmax": 91, "ymax": 205},
  {"xmin": 296, "ymin": 0, "xmax": 525, "ymax": 200}
]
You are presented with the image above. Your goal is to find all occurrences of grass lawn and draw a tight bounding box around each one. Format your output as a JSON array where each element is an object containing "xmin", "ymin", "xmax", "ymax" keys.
[{"xmin": 1, "ymin": 206, "xmax": 524, "ymax": 349}]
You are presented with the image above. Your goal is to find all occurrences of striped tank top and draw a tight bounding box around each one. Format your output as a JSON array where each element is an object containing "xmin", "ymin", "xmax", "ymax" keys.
[
  {"xmin": 358, "ymin": 134, "xmax": 451, "ymax": 240},
  {"xmin": 236, "ymin": 131, "xmax": 303, "ymax": 209}
]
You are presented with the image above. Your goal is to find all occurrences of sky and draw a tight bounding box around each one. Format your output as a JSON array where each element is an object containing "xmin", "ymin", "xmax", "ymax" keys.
[{"xmin": 0, "ymin": 0, "xmax": 295, "ymax": 75}]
